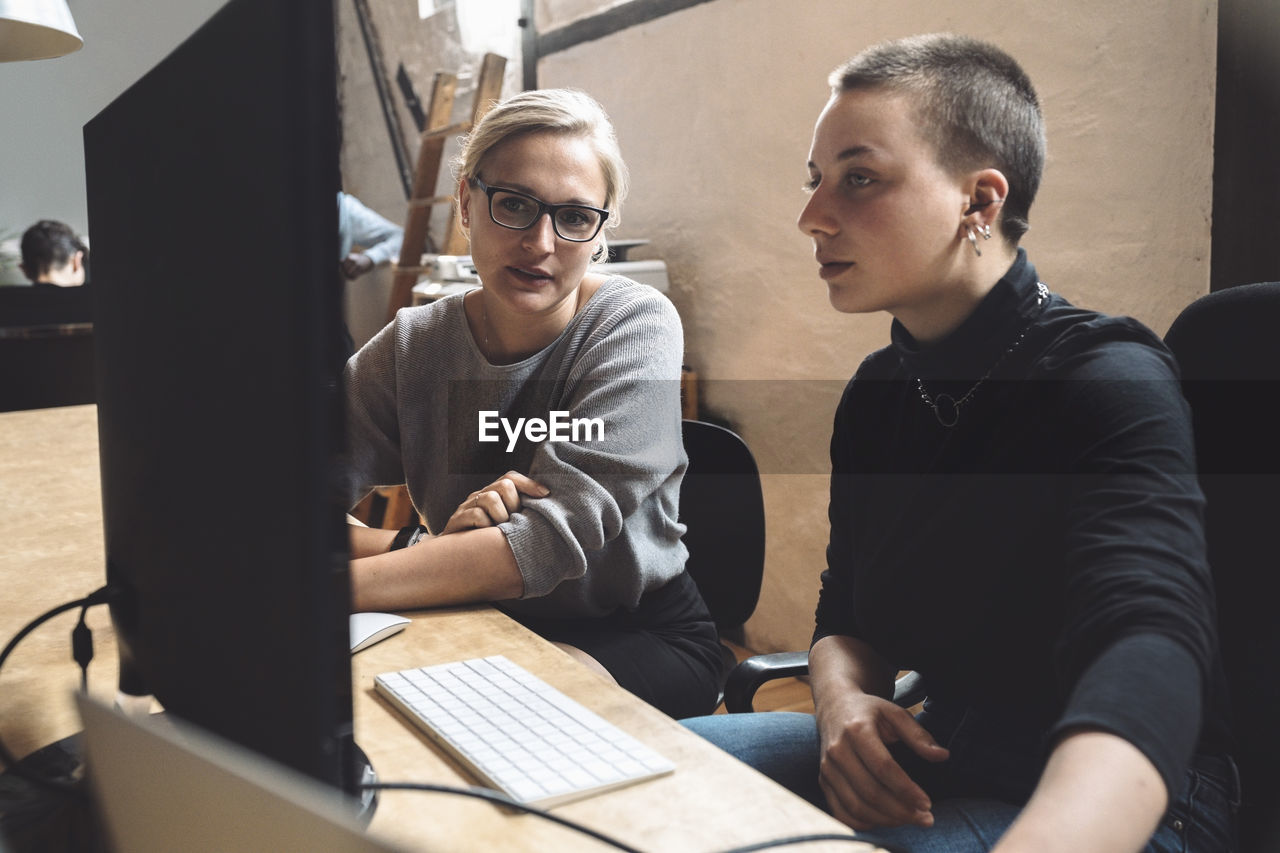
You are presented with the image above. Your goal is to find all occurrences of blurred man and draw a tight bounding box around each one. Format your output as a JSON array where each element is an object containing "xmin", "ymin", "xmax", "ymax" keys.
[{"xmin": 20, "ymin": 220, "xmax": 87, "ymax": 287}]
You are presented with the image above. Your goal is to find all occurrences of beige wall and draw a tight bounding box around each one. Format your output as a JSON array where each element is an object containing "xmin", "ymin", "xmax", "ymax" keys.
[
  {"xmin": 337, "ymin": 0, "xmax": 1218, "ymax": 653},
  {"xmin": 535, "ymin": 0, "xmax": 1218, "ymax": 652}
]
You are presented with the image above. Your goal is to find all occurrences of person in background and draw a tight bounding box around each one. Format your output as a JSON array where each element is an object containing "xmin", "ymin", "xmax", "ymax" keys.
[
  {"xmin": 335, "ymin": 191, "xmax": 406, "ymax": 356},
  {"xmin": 341, "ymin": 88, "xmax": 722, "ymax": 720},
  {"xmin": 337, "ymin": 191, "xmax": 404, "ymax": 281},
  {"xmin": 682, "ymin": 33, "xmax": 1236, "ymax": 853},
  {"xmin": 20, "ymin": 220, "xmax": 87, "ymax": 287}
]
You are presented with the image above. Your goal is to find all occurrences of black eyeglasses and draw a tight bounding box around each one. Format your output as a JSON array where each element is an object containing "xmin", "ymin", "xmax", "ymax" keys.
[{"xmin": 470, "ymin": 178, "xmax": 609, "ymax": 242}]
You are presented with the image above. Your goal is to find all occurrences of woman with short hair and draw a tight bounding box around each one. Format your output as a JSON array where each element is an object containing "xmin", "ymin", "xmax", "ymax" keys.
[{"xmin": 685, "ymin": 34, "xmax": 1236, "ymax": 852}]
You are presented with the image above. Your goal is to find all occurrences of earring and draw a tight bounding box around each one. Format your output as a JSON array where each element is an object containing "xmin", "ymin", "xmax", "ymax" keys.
[
  {"xmin": 591, "ymin": 244, "xmax": 606, "ymax": 263},
  {"xmin": 966, "ymin": 227, "xmax": 982, "ymax": 257},
  {"xmin": 980, "ymin": 224, "xmax": 992, "ymax": 240}
]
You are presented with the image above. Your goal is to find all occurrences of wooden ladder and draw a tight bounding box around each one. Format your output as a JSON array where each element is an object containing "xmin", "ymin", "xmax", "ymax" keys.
[
  {"xmin": 361, "ymin": 54, "xmax": 506, "ymax": 531},
  {"xmin": 384, "ymin": 53, "xmax": 506, "ymax": 323}
]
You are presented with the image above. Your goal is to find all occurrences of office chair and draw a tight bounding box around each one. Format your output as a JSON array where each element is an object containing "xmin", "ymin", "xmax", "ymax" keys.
[
  {"xmin": 1163, "ymin": 281, "xmax": 1280, "ymax": 853},
  {"xmin": 0, "ymin": 285, "xmax": 96, "ymax": 412},
  {"xmin": 0, "ymin": 283, "xmax": 94, "ymax": 327},
  {"xmin": 678, "ymin": 420, "xmax": 766, "ymax": 704},
  {"xmin": 0, "ymin": 329, "xmax": 96, "ymax": 413},
  {"xmin": 723, "ymin": 649, "xmax": 923, "ymax": 714},
  {"xmin": 350, "ymin": 484, "xmax": 420, "ymax": 530}
]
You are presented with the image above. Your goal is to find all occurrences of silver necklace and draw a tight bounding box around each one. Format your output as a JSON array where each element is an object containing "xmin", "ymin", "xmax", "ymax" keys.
[{"xmin": 915, "ymin": 282, "xmax": 1049, "ymax": 428}]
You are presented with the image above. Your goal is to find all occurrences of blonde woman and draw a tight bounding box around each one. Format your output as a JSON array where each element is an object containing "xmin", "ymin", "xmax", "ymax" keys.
[{"xmin": 343, "ymin": 89, "xmax": 721, "ymax": 719}]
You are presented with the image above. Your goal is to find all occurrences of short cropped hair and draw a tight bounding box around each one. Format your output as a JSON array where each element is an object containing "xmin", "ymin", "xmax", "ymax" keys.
[
  {"xmin": 453, "ymin": 88, "xmax": 629, "ymax": 237},
  {"xmin": 831, "ymin": 33, "xmax": 1045, "ymax": 242},
  {"xmin": 20, "ymin": 219, "xmax": 88, "ymax": 280}
]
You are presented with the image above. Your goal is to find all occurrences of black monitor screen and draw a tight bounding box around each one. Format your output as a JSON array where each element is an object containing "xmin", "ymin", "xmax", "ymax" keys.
[{"xmin": 84, "ymin": 0, "xmax": 355, "ymax": 792}]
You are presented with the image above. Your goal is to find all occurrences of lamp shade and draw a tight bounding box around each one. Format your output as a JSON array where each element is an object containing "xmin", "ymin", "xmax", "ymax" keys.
[{"xmin": 0, "ymin": 0, "xmax": 82, "ymax": 62}]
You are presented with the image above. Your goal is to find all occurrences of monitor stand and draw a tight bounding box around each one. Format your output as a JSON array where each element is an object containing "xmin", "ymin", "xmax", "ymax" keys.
[{"xmin": 350, "ymin": 738, "xmax": 379, "ymax": 823}]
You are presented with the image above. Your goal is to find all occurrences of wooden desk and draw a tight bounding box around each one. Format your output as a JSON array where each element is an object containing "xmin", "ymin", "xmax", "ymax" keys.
[
  {"xmin": 0, "ymin": 405, "xmax": 874, "ymax": 852},
  {"xmin": 0, "ymin": 405, "xmax": 116, "ymax": 760}
]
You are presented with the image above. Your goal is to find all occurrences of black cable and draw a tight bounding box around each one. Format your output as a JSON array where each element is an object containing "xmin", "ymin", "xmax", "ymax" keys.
[
  {"xmin": 0, "ymin": 585, "xmax": 115, "ymax": 795},
  {"xmin": 368, "ymin": 781, "xmax": 911, "ymax": 853},
  {"xmin": 72, "ymin": 600, "xmax": 96, "ymax": 692},
  {"xmin": 713, "ymin": 833, "xmax": 910, "ymax": 853},
  {"xmin": 364, "ymin": 782, "xmax": 645, "ymax": 853}
]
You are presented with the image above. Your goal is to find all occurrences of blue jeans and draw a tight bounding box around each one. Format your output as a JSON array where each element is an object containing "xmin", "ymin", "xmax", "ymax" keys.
[{"xmin": 681, "ymin": 711, "xmax": 1238, "ymax": 852}]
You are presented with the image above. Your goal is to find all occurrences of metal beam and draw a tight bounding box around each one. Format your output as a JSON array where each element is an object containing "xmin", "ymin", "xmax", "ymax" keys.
[{"xmin": 522, "ymin": 0, "xmax": 719, "ymax": 89}]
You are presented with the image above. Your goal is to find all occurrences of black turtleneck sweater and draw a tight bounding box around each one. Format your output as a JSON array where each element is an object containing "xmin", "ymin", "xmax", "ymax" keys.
[{"xmin": 813, "ymin": 249, "xmax": 1230, "ymax": 800}]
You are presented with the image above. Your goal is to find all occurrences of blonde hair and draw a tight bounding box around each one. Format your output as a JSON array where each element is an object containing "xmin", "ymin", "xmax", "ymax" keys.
[{"xmin": 453, "ymin": 88, "xmax": 629, "ymax": 248}]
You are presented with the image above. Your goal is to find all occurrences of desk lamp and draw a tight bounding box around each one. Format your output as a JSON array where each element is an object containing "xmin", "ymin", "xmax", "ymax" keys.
[{"xmin": 0, "ymin": 0, "xmax": 82, "ymax": 62}]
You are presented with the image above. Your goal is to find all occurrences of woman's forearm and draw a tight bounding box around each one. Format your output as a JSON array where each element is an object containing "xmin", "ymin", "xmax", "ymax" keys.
[
  {"xmin": 348, "ymin": 522, "xmax": 398, "ymax": 558},
  {"xmin": 992, "ymin": 729, "xmax": 1167, "ymax": 853},
  {"xmin": 809, "ymin": 634, "xmax": 898, "ymax": 705},
  {"xmin": 349, "ymin": 525, "xmax": 524, "ymax": 611}
]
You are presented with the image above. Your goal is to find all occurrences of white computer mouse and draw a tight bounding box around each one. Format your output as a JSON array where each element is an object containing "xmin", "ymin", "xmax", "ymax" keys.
[{"xmin": 349, "ymin": 612, "xmax": 411, "ymax": 654}]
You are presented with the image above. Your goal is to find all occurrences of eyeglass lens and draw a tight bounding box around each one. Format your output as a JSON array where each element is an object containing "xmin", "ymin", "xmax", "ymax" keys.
[{"xmin": 488, "ymin": 189, "xmax": 603, "ymax": 241}]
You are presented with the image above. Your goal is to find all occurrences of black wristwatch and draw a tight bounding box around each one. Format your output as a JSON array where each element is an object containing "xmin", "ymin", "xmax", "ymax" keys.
[{"xmin": 389, "ymin": 524, "xmax": 426, "ymax": 551}]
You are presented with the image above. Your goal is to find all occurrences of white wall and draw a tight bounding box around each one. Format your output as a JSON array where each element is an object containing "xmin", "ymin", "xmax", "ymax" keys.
[
  {"xmin": 0, "ymin": 0, "xmax": 228, "ymax": 282},
  {"xmin": 537, "ymin": 0, "xmax": 1218, "ymax": 651}
]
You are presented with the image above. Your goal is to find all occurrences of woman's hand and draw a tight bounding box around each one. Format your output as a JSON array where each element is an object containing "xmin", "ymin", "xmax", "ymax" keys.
[
  {"xmin": 440, "ymin": 471, "xmax": 550, "ymax": 536},
  {"xmin": 815, "ymin": 687, "xmax": 949, "ymax": 831}
]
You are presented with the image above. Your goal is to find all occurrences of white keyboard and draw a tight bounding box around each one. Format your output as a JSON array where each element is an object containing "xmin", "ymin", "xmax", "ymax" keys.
[{"xmin": 374, "ymin": 655, "xmax": 675, "ymax": 807}]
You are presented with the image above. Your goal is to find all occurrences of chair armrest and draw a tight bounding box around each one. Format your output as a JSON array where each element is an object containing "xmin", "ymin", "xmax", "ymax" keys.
[
  {"xmin": 723, "ymin": 652, "xmax": 809, "ymax": 713},
  {"xmin": 891, "ymin": 670, "xmax": 925, "ymax": 708},
  {"xmin": 723, "ymin": 651, "xmax": 926, "ymax": 715}
]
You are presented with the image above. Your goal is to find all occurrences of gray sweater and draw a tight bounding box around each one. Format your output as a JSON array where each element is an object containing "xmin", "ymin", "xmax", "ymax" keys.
[{"xmin": 344, "ymin": 276, "xmax": 689, "ymax": 619}]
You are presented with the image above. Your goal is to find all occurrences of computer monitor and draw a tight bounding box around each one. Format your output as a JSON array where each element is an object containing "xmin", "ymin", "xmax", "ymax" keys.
[{"xmin": 83, "ymin": 0, "xmax": 362, "ymax": 800}]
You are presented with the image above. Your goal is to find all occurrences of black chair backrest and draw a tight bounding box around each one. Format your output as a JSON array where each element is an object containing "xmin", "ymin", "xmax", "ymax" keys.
[
  {"xmin": 0, "ymin": 284, "xmax": 96, "ymax": 412},
  {"xmin": 678, "ymin": 420, "xmax": 765, "ymax": 633},
  {"xmin": 0, "ymin": 283, "xmax": 94, "ymax": 328},
  {"xmin": 0, "ymin": 328, "xmax": 96, "ymax": 412},
  {"xmin": 1164, "ymin": 281, "xmax": 1280, "ymax": 850}
]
